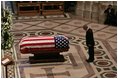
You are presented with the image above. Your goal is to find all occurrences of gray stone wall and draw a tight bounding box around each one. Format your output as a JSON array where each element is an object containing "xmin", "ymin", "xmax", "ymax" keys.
[{"xmin": 76, "ymin": 1, "xmax": 117, "ymax": 24}]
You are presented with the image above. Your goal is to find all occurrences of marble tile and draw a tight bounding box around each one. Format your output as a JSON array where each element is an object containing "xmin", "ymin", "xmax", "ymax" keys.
[
  {"xmin": 101, "ymin": 26, "xmax": 117, "ymax": 34},
  {"xmin": 23, "ymin": 21, "xmax": 43, "ymax": 25},
  {"xmin": 66, "ymin": 20, "xmax": 88, "ymax": 27},
  {"xmin": 36, "ymin": 21, "xmax": 60, "ymax": 29},
  {"xmin": 23, "ymin": 66, "xmax": 46, "ymax": 78},
  {"xmin": 108, "ymin": 41, "xmax": 117, "ymax": 50},
  {"xmin": 24, "ymin": 26, "xmax": 45, "ymax": 30},
  {"xmin": 52, "ymin": 20, "xmax": 70, "ymax": 23},
  {"xmin": 71, "ymin": 26, "xmax": 97, "ymax": 37},
  {"xmin": 88, "ymin": 23, "xmax": 107, "ymax": 31},
  {"xmin": 91, "ymin": 18, "xmax": 99, "ymax": 23},
  {"xmin": 108, "ymin": 36, "xmax": 117, "ymax": 42},
  {"xmin": 53, "ymin": 24, "xmax": 77, "ymax": 32},
  {"xmin": 12, "ymin": 22, "xmax": 30, "ymax": 31},
  {"xmin": 53, "ymin": 31, "xmax": 82, "ymax": 42},
  {"xmin": 71, "ymin": 28, "xmax": 86, "ymax": 36},
  {"xmin": 94, "ymin": 31, "xmax": 114, "ymax": 40}
]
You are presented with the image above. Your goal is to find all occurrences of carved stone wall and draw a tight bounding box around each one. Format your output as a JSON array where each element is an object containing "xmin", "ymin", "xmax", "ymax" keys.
[
  {"xmin": 76, "ymin": 1, "xmax": 117, "ymax": 24},
  {"xmin": 2, "ymin": 1, "xmax": 117, "ymax": 24}
]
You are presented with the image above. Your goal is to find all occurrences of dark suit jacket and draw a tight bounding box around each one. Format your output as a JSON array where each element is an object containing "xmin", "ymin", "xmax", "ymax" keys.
[
  {"xmin": 104, "ymin": 8, "xmax": 116, "ymax": 25},
  {"xmin": 104, "ymin": 8, "xmax": 115, "ymax": 17},
  {"xmin": 86, "ymin": 28, "xmax": 95, "ymax": 46}
]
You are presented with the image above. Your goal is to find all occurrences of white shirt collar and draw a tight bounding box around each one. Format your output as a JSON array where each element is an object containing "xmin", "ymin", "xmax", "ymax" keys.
[{"xmin": 86, "ymin": 27, "xmax": 90, "ymax": 31}]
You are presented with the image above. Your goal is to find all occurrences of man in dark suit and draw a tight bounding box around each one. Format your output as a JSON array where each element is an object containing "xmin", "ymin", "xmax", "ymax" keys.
[
  {"xmin": 83, "ymin": 25, "xmax": 95, "ymax": 63},
  {"xmin": 104, "ymin": 4, "xmax": 116, "ymax": 26}
]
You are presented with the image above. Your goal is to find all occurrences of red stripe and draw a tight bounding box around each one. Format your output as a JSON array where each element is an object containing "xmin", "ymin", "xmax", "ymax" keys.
[
  {"xmin": 22, "ymin": 36, "xmax": 54, "ymax": 40},
  {"xmin": 22, "ymin": 37, "xmax": 54, "ymax": 42},
  {"xmin": 22, "ymin": 36, "xmax": 53, "ymax": 39},
  {"xmin": 20, "ymin": 36, "xmax": 55, "ymax": 46},
  {"xmin": 20, "ymin": 36, "xmax": 54, "ymax": 43},
  {"xmin": 20, "ymin": 42, "xmax": 55, "ymax": 48}
]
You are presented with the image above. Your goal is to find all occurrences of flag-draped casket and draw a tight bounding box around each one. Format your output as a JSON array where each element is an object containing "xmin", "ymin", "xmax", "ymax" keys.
[{"xmin": 19, "ymin": 35, "xmax": 69, "ymax": 54}]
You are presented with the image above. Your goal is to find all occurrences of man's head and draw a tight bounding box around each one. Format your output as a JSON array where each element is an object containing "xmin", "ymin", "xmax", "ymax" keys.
[
  {"xmin": 83, "ymin": 25, "xmax": 88, "ymax": 31},
  {"xmin": 108, "ymin": 4, "xmax": 112, "ymax": 9}
]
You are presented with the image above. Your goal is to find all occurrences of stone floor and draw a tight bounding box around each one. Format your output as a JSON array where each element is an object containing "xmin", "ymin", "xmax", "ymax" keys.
[{"xmin": 1, "ymin": 16, "xmax": 117, "ymax": 78}]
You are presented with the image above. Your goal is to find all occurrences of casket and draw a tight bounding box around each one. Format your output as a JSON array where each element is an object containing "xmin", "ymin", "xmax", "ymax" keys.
[
  {"xmin": 19, "ymin": 35, "xmax": 69, "ymax": 63},
  {"xmin": 19, "ymin": 35, "xmax": 69, "ymax": 54}
]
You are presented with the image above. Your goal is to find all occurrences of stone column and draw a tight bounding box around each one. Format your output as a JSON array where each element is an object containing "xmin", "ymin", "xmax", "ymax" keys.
[
  {"xmin": 91, "ymin": 2, "xmax": 99, "ymax": 23},
  {"xmin": 75, "ymin": 1, "xmax": 84, "ymax": 20},
  {"xmin": 83, "ymin": 1, "xmax": 92, "ymax": 21},
  {"xmin": 2, "ymin": 1, "xmax": 5, "ymax": 9}
]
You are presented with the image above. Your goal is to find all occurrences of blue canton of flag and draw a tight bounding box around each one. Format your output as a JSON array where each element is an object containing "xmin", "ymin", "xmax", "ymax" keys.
[{"xmin": 55, "ymin": 35, "xmax": 69, "ymax": 49}]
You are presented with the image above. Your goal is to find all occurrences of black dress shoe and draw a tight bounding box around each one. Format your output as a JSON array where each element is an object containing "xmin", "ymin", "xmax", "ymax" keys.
[{"xmin": 86, "ymin": 59, "xmax": 94, "ymax": 63}]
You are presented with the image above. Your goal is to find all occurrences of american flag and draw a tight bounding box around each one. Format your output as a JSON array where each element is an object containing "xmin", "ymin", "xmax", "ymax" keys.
[
  {"xmin": 19, "ymin": 35, "xmax": 69, "ymax": 54},
  {"xmin": 55, "ymin": 35, "xmax": 69, "ymax": 49}
]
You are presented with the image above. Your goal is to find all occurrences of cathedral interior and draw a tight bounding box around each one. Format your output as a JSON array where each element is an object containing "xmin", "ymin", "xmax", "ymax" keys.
[{"xmin": 1, "ymin": 1, "xmax": 117, "ymax": 78}]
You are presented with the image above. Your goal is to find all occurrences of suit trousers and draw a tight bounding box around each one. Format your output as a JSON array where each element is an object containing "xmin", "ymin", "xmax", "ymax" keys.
[{"xmin": 88, "ymin": 46, "xmax": 94, "ymax": 61}]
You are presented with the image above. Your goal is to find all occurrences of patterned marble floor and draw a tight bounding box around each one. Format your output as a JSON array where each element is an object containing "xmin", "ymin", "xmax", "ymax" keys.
[{"xmin": 2, "ymin": 18, "xmax": 117, "ymax": 78}]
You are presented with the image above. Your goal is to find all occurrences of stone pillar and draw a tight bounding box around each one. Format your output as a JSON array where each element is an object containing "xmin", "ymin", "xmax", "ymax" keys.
[
  {"xmin": 83, "ymin": 1, "xmax": 92, "ymax": 21},
  {"xmin": 75, "ymin": 1, "xmax": 84, "ymax": 19},
  {"xmin": 91, "ymin": 2, "xmax": 99, "ymax": 23},
  {"xmin": 2, "ymin": 1, "xmax": 6, "ymax": 9},
  {"xmin": 12, "ymin": 2, "xmax": 17, "ymax": 15}
]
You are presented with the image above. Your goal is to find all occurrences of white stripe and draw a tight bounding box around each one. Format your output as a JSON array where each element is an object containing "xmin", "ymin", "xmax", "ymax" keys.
[
  {"xmin": 21, "ymin": 44, "xmax": 55, "ymax": 50},
  {"xmin": 22, "ymin": 36, "xmax": 54, "ymax": 41},
  {"xmin": 20, "ymin": 40, "xmax": 55, "ymax": 45},
  {"xmin": 20, "ymin": 36, "xmax": 54, "ymax": 44}
]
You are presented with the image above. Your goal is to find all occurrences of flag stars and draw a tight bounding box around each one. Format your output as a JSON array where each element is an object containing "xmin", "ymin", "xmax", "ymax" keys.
[{"xmin": 55, "ymin": 35, "xmax": 69, "ymax": 49}]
